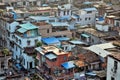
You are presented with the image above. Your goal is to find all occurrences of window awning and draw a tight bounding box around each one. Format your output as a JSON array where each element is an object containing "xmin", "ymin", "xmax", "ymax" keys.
[
  {"xmin": 61, "ymin": 61, "xmax": 75, "ymax": 69},
  {"xmin": 45, "ymin": 53, "xmax": 57, "ymax": 60},
  {"xmin": 81, "ymin": 33, "xmax": 90, "ymax": 38}
]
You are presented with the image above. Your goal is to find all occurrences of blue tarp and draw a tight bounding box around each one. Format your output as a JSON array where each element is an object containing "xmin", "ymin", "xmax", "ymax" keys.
[
  {"xmin": 62, "ymin": 61, "xmax": 75, "ymax": 69},
  {"xmin": 98, "ymin": 17, "xmax": 104, "ymax": 21},
  {"xmin": 15, "ymin": 64, "xmax": 22, "ymax": 70},
  {"xmin": 42, "ymin": 37, "xmax": 60, "ymax": 45}
]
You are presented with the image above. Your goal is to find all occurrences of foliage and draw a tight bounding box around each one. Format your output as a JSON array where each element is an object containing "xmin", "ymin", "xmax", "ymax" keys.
[
  {"xmin": 2, "ymin": 48, "xmax": 9, "ymax": 56},
  {"xmin": 36, "ymin": 41, "xmax": 42, "ymax": 47}
]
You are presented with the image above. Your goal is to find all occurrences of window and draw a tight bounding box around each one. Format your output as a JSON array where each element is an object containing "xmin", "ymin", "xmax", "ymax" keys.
[
  {"xmin": 111, "ymin": 77, "xmax": 115, "ymax": 80},
  {"xmin": 35, "ymin": 39, "xmax": 38, "ymax": 44},
  {"xmin": 85, "ymin": 18, "xmax": 87, "ymax": 21},
  {"xmin": 19, "ymin": 39, "xmax": 21, "ymax": 44},
  {"xmin": 64, "ymin": 56, "xmax": 67, "ymax": 60},
  {"xmin": 9, "ymin": 26, "xmax": 11, "ymax": 30},
  {"xmin": 64, "ymin": 11, "xmax": 66, "ymax": 15},
  {"xmin": 87, "ymin": 11, "xmax": 92, "ymax": 14},
  {"xmin": 116, "ymin": 22, "xmax": 119, "ymax": 27},
  {"xmin": 47, "ymin": 29, "xmax": 49, "ymax": 33},
  {"xmin": 16, "ymin": 46, "xmax": 17, "ymax": 51},
  {"xmin": 27, "ymin": 40, "xmax": 31, "ymax": 45},
  {"xmin": 114, "ymin": 60, "xmax": 118, "ymax": 72},
  {"xmin": 67, "ymin": 10, "xmax": 69, "ymax": 15},
  {"xmin": 23, "ymin": 1, "xmax": 26, "ymax": 5},
  {"xmin": 89, "ymin": 17, "xmax": 91, "ymax": 20}
]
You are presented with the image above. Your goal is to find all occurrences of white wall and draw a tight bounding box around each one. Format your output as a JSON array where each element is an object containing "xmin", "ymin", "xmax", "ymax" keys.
[
  {"xmin": 14, "ymin": 35, "xmax": 41, "ymax": 48},
  {"xmin": 107, "ymin": 56, "xmax": 120, "ymax": 80},
  {"xmin": 22, "ymin": 53, "xmax": 35, "ymax": 69},
  {"xmin": 96, "ymin": 24, "xmax": 109, "ymax": 32}
]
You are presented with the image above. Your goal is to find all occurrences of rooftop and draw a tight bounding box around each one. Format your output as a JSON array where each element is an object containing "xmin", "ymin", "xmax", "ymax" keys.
[
  {"xmin": 19, "ymin": 22, "xmax": 38, "ymax": 30},
  {"xmin": 42, "ymin": 46, "xmax": 68, "ymax": 55}
]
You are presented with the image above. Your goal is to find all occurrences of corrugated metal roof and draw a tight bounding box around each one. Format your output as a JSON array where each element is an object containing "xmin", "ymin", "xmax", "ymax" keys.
[
  {"xmin": 81, "ymin": 33, "xmax": 90, "ymax": 38},
  {"xmin": 61, "ymin": 61, "xmax": 75, "ymax": 69},
  {"xmin": 45, "ymin": 53, "xmax": 57, "ymax": 60},
  {"xmin": 83, "ymin": 7, "xmax": 97, "ymax": 11},
  {"xmin": 51, "ymin": 22, "xmax": 69, "ymax": 27},
  {"xmin": 42, "ymin": 37, "xmax": 60, "ymax": 45},
  {"xmin": 17, "ymin": 28, "xmax": 27, "ymax": 33},
  {"xmin": 19, "ymin": 22, "xmax": 38, "ymax": 30}
]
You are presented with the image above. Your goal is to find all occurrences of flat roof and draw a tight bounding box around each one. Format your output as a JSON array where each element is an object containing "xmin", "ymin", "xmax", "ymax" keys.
[{"xmin": 50, "ymin": 22, "xmax": 69, "ymax": 27}]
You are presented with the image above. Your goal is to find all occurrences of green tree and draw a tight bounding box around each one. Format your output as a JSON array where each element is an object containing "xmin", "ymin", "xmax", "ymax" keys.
[
  {"xmin": 36, "ymin": 41, "xmax": 42, "ymax": 47},
  {"xmin": 2, "ymin": 48, "xmax": 9, "ymax": 56}
]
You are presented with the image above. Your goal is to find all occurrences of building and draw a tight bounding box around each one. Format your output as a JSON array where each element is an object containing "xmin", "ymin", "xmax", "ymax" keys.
[
  {"xmin": 58, "ymin": 4, "xmax": 72, "ymax": 17},
  {"xmin": 107, "ymin": 47, "xmax": 120, "ymax": 80},
  {"xmin": 12, "ymin": 22, "xmax": 41, "ymax": 69},
  {"xmin": 0, "ymin": 48, "xmax": 11, "ymax": 73},
  {"xmin": 35, "ymin": 46, "xmax": 75, "ymax": 79},
  {"xmin": 1, "ymin": 0, "xmax": 41, "ymax": 7},
  {"xmin": 72, "ymin": 7, "xmax": 98, "ymax": 26}
]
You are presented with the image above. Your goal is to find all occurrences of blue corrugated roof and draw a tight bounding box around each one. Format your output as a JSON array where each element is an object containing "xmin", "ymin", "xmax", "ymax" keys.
[
  {"xmin": 81, "ymin": 33, "xmax": 90, "ymax": 38},
  {"xmin": 17, "ymin": 28, "xmax": 27, "ymax": 33},
  {"xmin": 57, "ymin": 37, "xmax": 70, "ymax": 41},
  {"xmin": 69, "ymin": 40, "xmax": 85, "ymax": 45},
  {"xmin": 51, "ymin": 22, "xmax": 69, "ymax": 27},
  {"xmin": 83, "ymin": 7, "xmax": 97, "ymax": 11},
  {"xmin": 19, "ymin": 22, "xmax": 38, "ymax": 30},
  {"xmin": 62, "ymin": 61, "xmax": 75, "ymax": 69},
  {"xmin": 83, "ymin": 1, "xmax": 92, "ymax": 4},
  {"xmin": 42, "ymin": 37, "xmax": 60, "ymax": 45},
  {"xmin": 45, "ymin": 53, "xmax": 57, "ymax": 60},
  {"xmin": 59, "ymin": 16, "xmax": 71, "ymax": 20},
  {"xmin": 30, "ymin": 16, "xmax": 50, "ymax": 21},
  {"xmin": 42, "ymin": 4, "xmax": 48, "ymax": 7}
]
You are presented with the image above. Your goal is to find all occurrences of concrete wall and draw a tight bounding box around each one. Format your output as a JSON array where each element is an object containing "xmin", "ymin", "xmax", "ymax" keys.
[{"xmin": 107, "ymin": 56, "xmax": 120, "ymax": 80}]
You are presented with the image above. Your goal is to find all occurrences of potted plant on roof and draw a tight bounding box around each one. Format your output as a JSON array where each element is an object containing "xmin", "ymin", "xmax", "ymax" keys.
[{"xmin": 2, "ymin": 48, "xmax": 10, "ymax": 56}]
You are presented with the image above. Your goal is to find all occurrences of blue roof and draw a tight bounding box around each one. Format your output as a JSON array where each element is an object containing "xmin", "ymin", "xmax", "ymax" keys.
[
  {"xmin": 45, "ymin": 53, "xmax": 57, "ymax": 60},
  {"xmin": 83, "ymin": 7, "xmax": 97, "ymax": 11},
  {"xmin": 59, "ymin": 16, "xmax": 71, "ymax": 20},
  {"xmin": 51, "ymin": 22, "xmax": 69, "ymax": 27},
  {"xmin": 62, "ymin": 61, "xmax": 75, "ymax": 69},
  {"xmin": 69, "ymin": 40, "xmax": 85, "ymax": 45},
  {"xmin": 57, "ymin": 37, "xmax": 70, "ymax": 41},
  {"xmin": 81, "ymin": 33, "xmax": 90, "ymax": 38},
  {"xmin": 42, "ymin": 37, "xmax": 60, "ymax": 45},
  {"xmin": 83, "ymin": 1, "xmax": 92, "ymax": 4},
  {"xmin": 98, "ymin": 17, "xmax": 104, "ymax": 21},
  {"xmin": 42, "ymin": 4, "xmax": 48, "ymax": 7},
  {"xmin": 19, "ymin": 22, "xmax": 38, "ymax": 30},
  {"xmin": 17, "ymin": 28, "xmax": 27, "ymax": 33},
  {"xmin": 30, "ymin": 16, "xmax": 50, "ymax": 21},
  {"xmin": 85, "ymin": 72, "xmax": 96, "ymax": 76}
]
